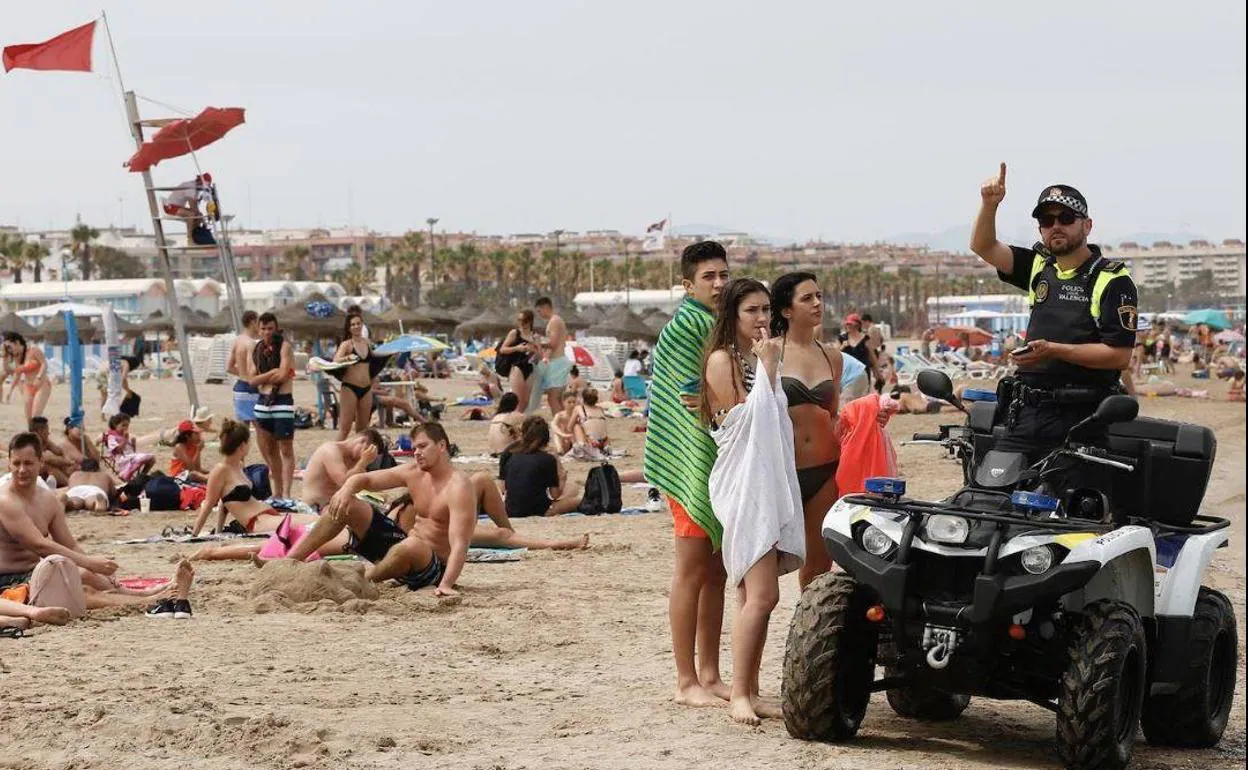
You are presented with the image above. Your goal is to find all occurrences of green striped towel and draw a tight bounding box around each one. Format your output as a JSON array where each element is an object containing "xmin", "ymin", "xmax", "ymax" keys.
[{"xmin": 643, "ymin": 297, "xmax": 722, "ymax": 547}]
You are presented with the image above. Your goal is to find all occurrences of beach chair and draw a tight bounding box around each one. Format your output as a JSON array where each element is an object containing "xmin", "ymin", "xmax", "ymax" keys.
[
  {"xmin": 622, "ymin": 375, "xmax": 649, "ymax": 401},
  {"xmin": 941, "ymin": 351, "xmax": 994, "ymax": 380}
]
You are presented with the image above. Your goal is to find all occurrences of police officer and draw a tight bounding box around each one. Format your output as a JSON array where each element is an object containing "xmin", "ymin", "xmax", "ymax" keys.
[{"xmin": 970, "ymin": 163, "xmax": 1138, "ymax": 459}]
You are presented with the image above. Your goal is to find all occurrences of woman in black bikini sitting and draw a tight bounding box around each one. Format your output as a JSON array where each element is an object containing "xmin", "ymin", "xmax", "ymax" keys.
[
  {"xmin": 189, "ymin": 419, "xmax": 292, "ymax": 537},
  {"xmin": 497, "ymin": 310, "xmax": 539, "ymax": 414},
  {"xmin": 333, "ymin": 311, "xmax": 377, "ymax": 440},
  {"xmin": 771, "ymin": 272, "xmax": 844, "ymax": 589}
]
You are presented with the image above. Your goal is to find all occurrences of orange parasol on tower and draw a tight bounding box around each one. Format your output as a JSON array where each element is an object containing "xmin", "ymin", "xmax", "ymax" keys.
[{"xmin": 125, "ymin": 107, "xmax": 245, "ymax": 172}]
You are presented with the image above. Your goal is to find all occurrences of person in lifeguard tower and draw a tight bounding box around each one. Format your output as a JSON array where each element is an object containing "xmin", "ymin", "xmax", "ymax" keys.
[{"xmin": 161, "ymin": 173, "xmax": 216, "ymax": 246}]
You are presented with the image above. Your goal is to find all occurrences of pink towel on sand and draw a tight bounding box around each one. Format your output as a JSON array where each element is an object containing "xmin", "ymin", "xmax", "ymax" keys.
[{"xmin": 257, "ymin": 514, "xmax": 322, "ymax": 561}]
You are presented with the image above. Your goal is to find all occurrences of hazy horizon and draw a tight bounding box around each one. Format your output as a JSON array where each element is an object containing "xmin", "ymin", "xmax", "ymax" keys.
[{"xmin": 1, "ymin": 2, "xmax": 1243, "ymax": 245}]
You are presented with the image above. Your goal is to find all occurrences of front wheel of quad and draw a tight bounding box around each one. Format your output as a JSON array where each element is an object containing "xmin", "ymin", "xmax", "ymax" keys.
[
  {"xmin": 885, "ymin": 680, "xmax": 971, "ymax": 721},
  {"xmin": 781, "ymin": 573, "xmax": 878, "ymax": 741},
  {"xmin": 1056, "ymin": 600, "xmax": 1147, "ymax": 770},
  {"xmin": 1142, "ymin": 586, "xmax": 1238, "ymax": 747}
]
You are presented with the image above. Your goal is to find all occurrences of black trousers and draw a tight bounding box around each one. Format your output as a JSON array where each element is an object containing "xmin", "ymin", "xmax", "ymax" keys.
[{"xmin": 994, "ymin": 401, "xmax": 1098, "ymax": 462}]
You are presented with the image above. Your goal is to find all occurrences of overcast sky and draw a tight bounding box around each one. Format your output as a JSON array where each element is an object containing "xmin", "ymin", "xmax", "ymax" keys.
[{"xmin": 1, "ymin": 1, "xmax": 1243, "ymax": 245}]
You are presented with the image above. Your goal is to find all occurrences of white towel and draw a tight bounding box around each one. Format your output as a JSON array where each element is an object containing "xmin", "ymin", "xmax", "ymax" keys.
[{"xmin": 709, "ymin": 362, "xmax": 805, "ymax": 587}]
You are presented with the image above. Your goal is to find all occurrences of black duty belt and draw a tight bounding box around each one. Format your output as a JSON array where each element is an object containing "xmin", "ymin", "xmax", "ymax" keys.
[{"xmin": 1006, "ymin": 382, "xmax": 1112, "ymax": 426}]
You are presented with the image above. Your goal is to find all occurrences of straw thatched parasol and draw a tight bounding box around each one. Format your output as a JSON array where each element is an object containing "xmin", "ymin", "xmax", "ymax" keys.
[
  {"xmin": 534, "ymin": 307, "xmax": 593, "ymax": 333},
  {"xmin": 142, "ymin": 307, "xmax": 224, "ymax": 335},
  {"xmin": 643, "ymin": 309, "xmax": 672, "ymax": 331},
  {"xmin": 449, "ymin": 304, "xmax": 482, "ymax": 323},
  {"xmin": 381, "ymin": 305, "xmax": 436, "ymax": 330},
  {"xmin": 0, "ymin": 312, "xmax": 38, "ymax": 338},
  {"xmin": 88, "ymin": 314, "xmax": 144, "ymax": 338},
  {"xmin": 584, "ymin": 307, "xmax": 659, "ymax": 342},
  {"xmin": 29, "ymin": 313, "xmax": 96, "ymax": 345},
  {"xmin": 271, "ymin": 293, "xmax": 346, "ymax": 337},
  {"xmin": 455, "ymin": 307, "xmax": 517, "ymax": 340}
]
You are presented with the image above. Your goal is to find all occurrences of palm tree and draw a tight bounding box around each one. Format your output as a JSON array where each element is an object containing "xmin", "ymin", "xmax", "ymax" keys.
[
  {"xmin": 25, "ymin": 242, "xmax": 49, "ymax": 283},
  {"xmin": 280, "ymin": 245, "xmax": 310, "ymax": 280},
  {"xmin": 487, "ymin": 248, "xmax": 509, "ymax": 296},
  {"xmin": 0, "ymin": 234, "xmax": 21, "ymax": 284},
  {"xmin": 333, "ymin": 262, "xmax": 373, "ymax": 295},
  {"xmin": 373, "ymin": 247, "xmax": 396, "ymax": 300},
  {"xmin": 4, "ymin": 238, "xmax": 31, "ymax": 283},
  {"xmin": 400, "ymin": 230, "xmax": 425, "ymax": 305},
  {"xmin": 70, "ymin": 222, "xmax": 100, "ymax": 281},
  {"xmin": 454, "ymin": 242, "xmax": 481, "ymax": 295},
  {"xmin": 508, "ymin": 248, "xmax": 535, "ymax": 304}
]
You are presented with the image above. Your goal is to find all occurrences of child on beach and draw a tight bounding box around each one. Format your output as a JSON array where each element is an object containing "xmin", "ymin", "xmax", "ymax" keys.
[
  {"xmin": 103, "ymin": 414, "xmax": 155, "ymax": 482},
  {"xmin": 642, "ymin": 241, "xmax": 732, "ymax": 708}
]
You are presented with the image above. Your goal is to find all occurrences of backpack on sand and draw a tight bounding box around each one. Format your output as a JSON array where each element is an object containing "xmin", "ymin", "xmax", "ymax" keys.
[{"xmin": 580, "ymin": 463, "xmax": 622, "ymax": 515}]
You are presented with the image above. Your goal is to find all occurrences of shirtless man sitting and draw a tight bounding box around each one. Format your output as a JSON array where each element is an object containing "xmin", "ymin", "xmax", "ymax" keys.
[
  {"xmin": 31, "ymin": 416, "xmax": 76, "ymax": 487},
  {"xmin": 60, "ymin": 459, "xmax": 117, "ymax": 513},
  {"xmin": 286, "ymin": 423, "xmax": 475, "ymax": 595},
  {"xmin": 302, "ymin": 430, "xmax": 386, "ymax": 509},
  {"xmin": 0, "ymin": 433, "xmax": 193, "ymax": 620}
]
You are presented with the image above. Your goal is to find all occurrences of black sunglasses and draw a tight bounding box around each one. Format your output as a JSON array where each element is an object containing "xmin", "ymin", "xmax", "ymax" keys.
[{"xmin": 1037, "ymin": 211, "xmax": 1082, "ymax": 228}]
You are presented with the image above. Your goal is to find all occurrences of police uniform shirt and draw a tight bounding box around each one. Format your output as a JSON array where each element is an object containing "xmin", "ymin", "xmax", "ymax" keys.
[{"xmin": 998, "ymin": 244, "xmax": 1138, "ymax": 389}]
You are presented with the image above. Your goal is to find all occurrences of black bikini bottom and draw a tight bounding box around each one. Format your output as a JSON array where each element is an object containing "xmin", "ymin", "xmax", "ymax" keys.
[
  {"xmin": 343, "ymin": 382, "xmax": 371, "ymax": 400},
  {"xmin": 796, "ymin": 461, "xmax": 839, "ymax": 505}
]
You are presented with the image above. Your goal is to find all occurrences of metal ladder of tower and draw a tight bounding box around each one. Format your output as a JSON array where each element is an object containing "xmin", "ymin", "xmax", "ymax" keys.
[{"xmin": 121, "ymin": 90, "xmax": 248, "ymax": 411}]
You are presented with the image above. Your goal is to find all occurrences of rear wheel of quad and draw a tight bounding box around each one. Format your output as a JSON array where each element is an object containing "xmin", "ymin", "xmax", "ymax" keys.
[
  {"xmin": 1056, "ymin": 600, "xmax": 1147, "ymax": 770},
  {"xmin": 885, "ymin": 679, "xmax": 971, "ymax": 721},
  {"xmin": 1141, "ymin": 586, "xmax": 1238, "ymax": 747},
  {"xmin": 781, "ymin": 574, "xmax": 878, "ymax": 741}
]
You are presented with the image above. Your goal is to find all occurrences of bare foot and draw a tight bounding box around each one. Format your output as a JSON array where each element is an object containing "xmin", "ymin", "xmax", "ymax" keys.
[
  {"xmin": 1, "ymin": 615, "xmax": 33, "ymax": 630},
  {"xmin": 29, "ymin": 606, "xmax": 71, "ymax": 626},
  {"xmin": 675, "ymin": 683, "xmax": 724, "ymax": 708},
  {"xmin": 701, "ymin": 677, "xmax": 731, "ymax": 702},
  {"xmin": 173, "ymin": 560, "xmax": 195, "ymax": 599},
  {"xmin": 729, "ymin": 695, "xmax": 761, "ymax": 726},
  {"xmin": 752, "ymin": 695, "xmax": 783, "ymax": 719},
  {"xmin": 187, "ymin": 546, "xmax": 216, "ymax": 562}
]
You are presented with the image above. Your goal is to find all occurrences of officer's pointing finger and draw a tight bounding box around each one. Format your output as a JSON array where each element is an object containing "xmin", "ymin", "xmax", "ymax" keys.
[{"xmin": 998, "ymin": 162, "xmax": 1007, "ymax": 184}]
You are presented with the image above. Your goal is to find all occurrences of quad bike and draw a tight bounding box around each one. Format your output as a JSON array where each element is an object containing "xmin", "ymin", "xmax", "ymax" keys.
[{"xmin": 782, "ymin": 370, "xmax": 1237, "ymax": 770}]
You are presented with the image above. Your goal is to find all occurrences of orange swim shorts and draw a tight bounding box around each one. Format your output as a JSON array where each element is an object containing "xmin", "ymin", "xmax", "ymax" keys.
[{"xmin": 668, "ymin": 496, "xmax": 708, "ymax": 539}]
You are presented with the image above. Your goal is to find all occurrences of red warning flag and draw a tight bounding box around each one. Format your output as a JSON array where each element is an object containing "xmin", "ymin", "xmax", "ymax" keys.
[{"xmin": 3, "ymin": 21, "xmax": 96, "ymax": 73}]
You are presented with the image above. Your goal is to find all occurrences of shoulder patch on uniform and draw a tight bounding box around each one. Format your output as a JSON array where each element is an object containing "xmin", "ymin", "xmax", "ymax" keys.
[
  {"xmin": 1035, "ymin": 279, "xmax": 1050, "ymax": 303},
  {"xmin": 1117, "ymin": 304, "xmax": 1138, "ymax": 331},
  {"xmin": 1102, "ymin": 260, "xmax": 1126, "ymax": 272}
]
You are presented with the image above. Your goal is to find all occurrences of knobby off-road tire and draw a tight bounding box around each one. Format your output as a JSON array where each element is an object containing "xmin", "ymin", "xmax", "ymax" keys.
[
  {"xmin": 781, "ymin": 574, "xmax": 878, "ymax": 742},
  {"xmin": 885, "ymin": 679, "xmax": 971, "ymax": 721},
  {"xmin": 1142, "ymin": 586, "xmax": 1238, "ymax": 747},
  {"xmin": 1056, "ymin": 599, "xmax": 1147, "ymax": 770}
]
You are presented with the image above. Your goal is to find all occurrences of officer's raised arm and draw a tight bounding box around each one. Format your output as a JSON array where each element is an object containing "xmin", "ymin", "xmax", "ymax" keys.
[{"xmin": 970, "ymin": 162, "xmax": 1015, "ymax": 272}]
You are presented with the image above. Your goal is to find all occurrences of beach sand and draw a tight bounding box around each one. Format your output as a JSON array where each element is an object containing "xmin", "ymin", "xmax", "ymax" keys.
[{"xmin": 0, "ymin": 369, "xmax": 1243, "ymax": 769}]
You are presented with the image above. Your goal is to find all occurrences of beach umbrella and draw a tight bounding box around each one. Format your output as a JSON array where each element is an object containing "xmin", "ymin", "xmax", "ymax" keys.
[
  {"xmin": 1183, "ymin": 308, "xmax": 1232, "ymax": 330},
  {"xmin": 1214, "ymin": 329, "xmax": 1244, "ymax": 344},
  {"xmin": 643, "ymin": 310, "xmax": 672, "ymax": 331},
  {"xmin": 30, "ymin": 313, "xmax": 95, "ymax": 345},
  {"xmin": 585, "ymin": 307, "xmax": 659, "ymax": 342},
  {"xmin": 88, "ymin": 314, "xmax": 143, "ymax": 337},
  {"xmin": 125, "ymin": 107, "xmax": 246, "ymax": 172},
  {"xmin": 412, "ymin": 305, "xmax": 460, "ymax": 330},
  {"xmin": 272, "ymin": 292, "xmax": 346, "ymax": 336},
  {"xmin": 374, "ymin": 334, "xmax": 449, "ymax": 355},
  {"xmin": 534, "ymin": 307, "xmax": 593, "ymax": 333},
  {"xmin": 449, "ymin": 305, "xmax": 482, "ymax": 323},
  {"xmin": 564, "ymin": 342, "xmax": 597, "ymax": 367},
  {"xmin": 933, "ymin": 326, "xmax": 992, "ymax": 348},
  {"xmin": 454, "ymin": 307, "xmax": 515, "ymax": 340},
  {"xmin": 381, "ymin": 305, "xmax": 435, "ymax": 331},
  {"xmin": 0, "ymin": 312, "xmax": 37, "ymax": 337},
  {"xmin": 143, "ymin": 307, "xmax": 223, "ymax": 335}
]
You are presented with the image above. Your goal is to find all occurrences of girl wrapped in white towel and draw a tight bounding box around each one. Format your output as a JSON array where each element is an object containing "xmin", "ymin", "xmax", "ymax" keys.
[{"xmin": 701, "ymin": 278, "xmax": 805, "ymax": 725}]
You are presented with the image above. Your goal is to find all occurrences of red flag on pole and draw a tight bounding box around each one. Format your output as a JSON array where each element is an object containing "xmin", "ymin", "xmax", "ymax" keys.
[{"xmin": 3, "ymin": 21, "xmax": 96, "ymax": 73}]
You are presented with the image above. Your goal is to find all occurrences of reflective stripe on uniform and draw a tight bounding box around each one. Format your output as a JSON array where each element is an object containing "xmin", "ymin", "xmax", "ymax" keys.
[
  {"xmin": 1089, "ymin": 264, "xmax": 1131, "ymax": 321},
  {"xmin": 1026, "ymin": 254, "xmax": 1047, "ymax": 306}
]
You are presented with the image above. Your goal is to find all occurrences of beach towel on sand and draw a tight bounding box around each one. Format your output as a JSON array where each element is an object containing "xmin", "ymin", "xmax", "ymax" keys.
[
  {"xmin": 708, "ymin": 361, "xmax": 805, "ymax": 588},
  {"xmin": 836, "ymin": 394, "xmax": 899, "ymax": 495}
]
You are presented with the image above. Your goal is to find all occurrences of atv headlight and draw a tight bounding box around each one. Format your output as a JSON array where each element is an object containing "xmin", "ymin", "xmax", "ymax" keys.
[
  {"xmin": 926, "ymin": 514, "xmax": 969, "ymax": 545},
  {"xmin": 1020, "ymin": 545, "xmax": 1055, "ymax": 575},
  {"xmin": 859, "ymin": 524, "xmax": 895, "ymax": 557}
]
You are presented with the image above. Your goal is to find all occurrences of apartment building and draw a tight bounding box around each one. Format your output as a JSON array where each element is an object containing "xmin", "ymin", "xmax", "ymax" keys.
[{"xmin": 1107, "ymin": 239, "xmax": 1245, "ymax": 301}]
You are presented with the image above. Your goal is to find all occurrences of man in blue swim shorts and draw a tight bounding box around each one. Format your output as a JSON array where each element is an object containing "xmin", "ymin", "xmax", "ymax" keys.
[
  {"xmin": 227, "ymin": 310, "xmax": 261, "ymax": 423},
  {"xmin": 530, "ymin": 297, "xmax": 572, "ymax": 415},
  {"xmin": 250, "ymin": 312, "xmax": 296, "ymax": 499}
]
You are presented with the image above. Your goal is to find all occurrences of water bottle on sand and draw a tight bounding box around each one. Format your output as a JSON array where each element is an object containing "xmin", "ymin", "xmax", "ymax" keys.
[{"xmin": 139, "ymin": 492, "xmax": 151, "ymax": 514}]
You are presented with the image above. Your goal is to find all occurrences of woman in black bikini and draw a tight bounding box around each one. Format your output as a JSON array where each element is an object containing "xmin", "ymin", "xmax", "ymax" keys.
[
  {"xmin": 771, "ymin": 272, "xmax": 843, "ymax": 589},
  {"xmin": 190, "ymin": 419, "xmax": 295, "ymax": 537},
  {"xmin": 497, "ymin": 310, "xmax": 539, "ymax": 414},
  {"xmin": 333, "ymin": 311, "xmax": 377, "ymax": 439}
]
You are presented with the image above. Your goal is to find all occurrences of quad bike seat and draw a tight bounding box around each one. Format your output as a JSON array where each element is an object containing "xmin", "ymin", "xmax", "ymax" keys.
[{"xmin": 1105, "ymin": 417, "xmax": 1216, "ymax": 526}]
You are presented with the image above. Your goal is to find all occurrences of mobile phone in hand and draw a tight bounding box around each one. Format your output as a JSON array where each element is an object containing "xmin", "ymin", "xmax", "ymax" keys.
[{"xmin": 1011, "ymin": 343, "xmax": 1033, "ymax": 357}]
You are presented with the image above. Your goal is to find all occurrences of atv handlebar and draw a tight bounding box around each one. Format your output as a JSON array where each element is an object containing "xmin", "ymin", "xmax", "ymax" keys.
[
  {"xmin": 911, "ymin": 433, "xmax": 942, "ymax": 442},
  {"xmin": 1066, "ymin": 447, "xmax": 1135, "ymax": 472}
]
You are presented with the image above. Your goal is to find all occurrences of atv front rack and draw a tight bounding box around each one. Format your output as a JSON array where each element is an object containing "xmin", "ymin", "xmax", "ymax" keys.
[{"xmin": 840, "ymin": 493, "xmax": 1230, "ymax": 536}]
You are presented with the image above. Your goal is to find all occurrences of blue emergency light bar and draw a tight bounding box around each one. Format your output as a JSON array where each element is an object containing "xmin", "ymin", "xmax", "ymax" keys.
[
  {"xmin": 865, "ymin": 477, "xmax": 907, "ymax": 498},
  {"xmin": 1011, "ymin": 490, "xmax": 1060, "ymax": 513}
]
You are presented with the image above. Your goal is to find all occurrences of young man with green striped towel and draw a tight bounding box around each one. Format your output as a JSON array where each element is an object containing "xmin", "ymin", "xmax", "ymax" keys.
[{"xmin": 642, "ymin": 240, "xmax": 732, "ymax": 707}]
